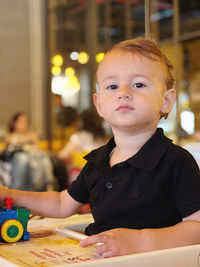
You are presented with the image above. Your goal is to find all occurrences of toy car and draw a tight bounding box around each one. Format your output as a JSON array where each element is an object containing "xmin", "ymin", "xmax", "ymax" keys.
[{"xmin": 0, "ymin": 197, "xmax": 30, "ymax": 242}]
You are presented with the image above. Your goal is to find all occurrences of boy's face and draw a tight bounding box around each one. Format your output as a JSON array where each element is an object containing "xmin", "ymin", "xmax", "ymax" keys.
[{"xmin": 93, "ymin": 49, "xmax": 175, "ymax": 134}]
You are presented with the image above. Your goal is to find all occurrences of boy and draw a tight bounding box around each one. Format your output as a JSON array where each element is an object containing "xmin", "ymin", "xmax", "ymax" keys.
[{"xmin": 1, "ymin": 38, "xmax": 200, "ymax": 258}]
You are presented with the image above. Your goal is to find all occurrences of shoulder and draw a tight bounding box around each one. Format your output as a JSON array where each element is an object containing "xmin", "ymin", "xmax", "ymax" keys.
[
  {"xmin": 162, "ymin": 143, "xmax": 200, "ymax": 189},
  {"xmin": 4, "ymin": 132, "xmax": 17, "ymax": 145},
  {"xmin": 183, "ymin": 143, "xmax": 200, "ymax": 168},
  {"xmin": 160, "ymin": 142, "xmax": 200, "ymax": 175},
  {"xmin": 167, "ymin": 142, "xmax": 199, "ymax": 163}
]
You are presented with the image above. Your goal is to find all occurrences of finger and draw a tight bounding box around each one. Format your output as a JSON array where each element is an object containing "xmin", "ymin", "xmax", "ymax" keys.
[
  {"xmin": 102, "ymin": 250, "xmax": 114, "ymax": 258},
  {"xmin": 95, "ymin": 243, "xmax": 108, "ymax": 255},
  {"xmin": 79, "ymin": 234, "xmax": 101, "ymax": 247}
]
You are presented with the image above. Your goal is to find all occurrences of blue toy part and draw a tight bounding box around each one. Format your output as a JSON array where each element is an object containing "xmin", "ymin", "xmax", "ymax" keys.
[{"xmin": 0, "ymin": 198, "xmax": 30, "ymax": 243}]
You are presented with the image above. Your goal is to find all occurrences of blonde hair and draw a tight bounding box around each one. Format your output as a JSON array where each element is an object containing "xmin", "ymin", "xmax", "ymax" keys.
[{"xmin": 107, "ymin": 38, "xmax": 174, "ymax": 90}]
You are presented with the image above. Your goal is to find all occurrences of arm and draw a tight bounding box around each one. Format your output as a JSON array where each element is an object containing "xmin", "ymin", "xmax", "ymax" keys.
[
  {"xmin": 4, "ymin": 133, "xmax": 13, "ymax": 146},
  {"xmin": 0, "ymin": 186, "xmax": 83, "ymax": 218},
  {"xmin": 80, "ymin": 210, "xmax": 200, "ymax": 258},
  {"xmin": 58, "ymin": 141, "xmax": 76, "ymax": 160}
]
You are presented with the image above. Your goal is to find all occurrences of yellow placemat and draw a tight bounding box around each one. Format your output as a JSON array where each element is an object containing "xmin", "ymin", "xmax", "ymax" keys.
[{"xmin": 0, "ymin": 229, "xmax": 100, "ymax": 267}]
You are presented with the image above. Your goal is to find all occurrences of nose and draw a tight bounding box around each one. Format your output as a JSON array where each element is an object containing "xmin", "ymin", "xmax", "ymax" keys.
[{"xmin": 118, "ymin": 85, "xmax": 132, "ymax": 100}]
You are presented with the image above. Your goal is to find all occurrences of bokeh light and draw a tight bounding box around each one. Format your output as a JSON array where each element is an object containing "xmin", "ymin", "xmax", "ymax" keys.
[
  {"xmin": 64, "ymin": 75, "xmax": 80, "ymax": 93},
  {"xmin": 65, "ymin": 67, "xmax": 75, "ymax": 76},
  {"xmin": 51, "ymin": 55, "xmax": 63, "ymax": 66},
  {"xmin": 78, "ymin": 52, "xmax": 89, "ymax": 64},
  {"xmin": 96, "ymin": 52, "xmax": 104, "ymax": 63},
  {"xmin": 180, "ymin": 110, "xmax": 195, "ymax": 135},
  {"xmin": 51, "ymin": 66, "xmax": 61, "ymax": 75},
  {"xmin": 70, "ymin": 51, "xmax": 79, "ymax": 60}
]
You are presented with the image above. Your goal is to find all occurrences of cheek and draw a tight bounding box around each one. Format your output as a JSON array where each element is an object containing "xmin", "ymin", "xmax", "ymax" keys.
[
  {"xmin": 95, "ymin": 97, "xmax": 108, "ymax": 119},
  {"xmin": 139, "ymin": 94, "xmax": 162, "ymax": 114},
  {"xmin": 98, "ymin": 99, "xmax": 113, "ymax": 120}
]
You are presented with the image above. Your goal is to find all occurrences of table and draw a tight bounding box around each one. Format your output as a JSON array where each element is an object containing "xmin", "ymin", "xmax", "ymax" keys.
[{"xmin": 0, "ymin": 214, "xmax": 200, "ymax": 267}]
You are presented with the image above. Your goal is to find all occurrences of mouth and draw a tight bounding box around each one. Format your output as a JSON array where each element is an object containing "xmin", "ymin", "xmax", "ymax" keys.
[{"xmin": 116, "ymin": 105, "xmax": 134, "ymax": 112}]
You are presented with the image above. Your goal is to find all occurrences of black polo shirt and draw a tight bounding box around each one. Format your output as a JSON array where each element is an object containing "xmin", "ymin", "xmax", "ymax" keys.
[{"xmin": 68, "ymin": 128, "xmax": 200, "ymax": 235}]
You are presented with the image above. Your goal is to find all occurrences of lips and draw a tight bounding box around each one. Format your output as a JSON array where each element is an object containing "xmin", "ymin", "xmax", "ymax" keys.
[{"xmin": 116, "ymin": 105, "xmax": 134, "ymax": 112}]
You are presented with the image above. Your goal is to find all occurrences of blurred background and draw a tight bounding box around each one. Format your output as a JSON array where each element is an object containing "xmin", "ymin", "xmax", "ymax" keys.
[{"xmin": 0, "ymin": 0, "xmax": 200, "ymax": 150}]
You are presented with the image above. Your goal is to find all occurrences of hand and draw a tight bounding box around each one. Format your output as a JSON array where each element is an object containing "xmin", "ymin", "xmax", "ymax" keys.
[{"xmin": 79, "ymin": 228, "xmax": 142, "ymax": 258}]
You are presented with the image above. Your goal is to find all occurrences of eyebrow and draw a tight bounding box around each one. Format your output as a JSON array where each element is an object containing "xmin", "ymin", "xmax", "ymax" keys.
[
  {"xmin": 102, "ymin": 74, "xmax": 150, "ymax": 83},
  {"xmin": 102, "ymin": 75, "xmax": 117, "ymax": 83}
]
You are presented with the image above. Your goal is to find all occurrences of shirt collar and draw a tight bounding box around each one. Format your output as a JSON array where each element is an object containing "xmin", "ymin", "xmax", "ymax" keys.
[
  {"xmin": 85, "ymin": 128, "xmax": 172, "ymax": 171},
  {"xmin": 84, "ymin": 137, "xmax": 115, "ymax": 170}
]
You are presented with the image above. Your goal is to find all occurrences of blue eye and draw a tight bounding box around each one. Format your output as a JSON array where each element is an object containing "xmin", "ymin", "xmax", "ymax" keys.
[
  {"xmin": 134, "ymin": 83, "xmax": 145, "ymax": 88},
  {"xmin": 107, "ymin": 85, "xmax": 118, "ymax": 90}
]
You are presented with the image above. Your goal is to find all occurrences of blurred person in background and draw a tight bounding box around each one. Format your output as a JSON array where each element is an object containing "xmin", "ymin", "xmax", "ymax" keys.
[
  {"xmin": 0, "ymin": 112, "xmax": 59, "ymax": 191},
  {"xmin": 59, "ymin": 108, "xmax": 108, "ymax": 184},
  {"xmin": 58, "ymin": 108, "xmax": 108, "ymax": 214},
  {"xmin": 56, "ymin": 105, "xmax": 79, "ymax": 145}
]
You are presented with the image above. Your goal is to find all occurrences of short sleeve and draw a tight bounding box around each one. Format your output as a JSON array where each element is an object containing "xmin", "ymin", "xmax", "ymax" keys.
[
  {"xmin": 167, "ymin": 147, "xmax": 200, "ymax": 218},
  {"xmin": 67, "ymin": 163, "xmax": 90, "ymax": 204}
]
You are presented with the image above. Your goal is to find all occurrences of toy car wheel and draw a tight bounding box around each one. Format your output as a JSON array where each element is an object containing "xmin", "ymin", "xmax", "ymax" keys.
[{"xmin": 1, "ymin": 219, "xmax": 24, "ymax": 243}]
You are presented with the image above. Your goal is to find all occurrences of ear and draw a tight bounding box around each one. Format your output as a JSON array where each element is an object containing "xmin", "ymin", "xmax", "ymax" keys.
[
  {"xmin": 93, "ymin": 93, "xmax": 103, "ymax": 117},
  {"xmin": 160, "ymin": 88, "xmax": 176, "ymax": 115}
]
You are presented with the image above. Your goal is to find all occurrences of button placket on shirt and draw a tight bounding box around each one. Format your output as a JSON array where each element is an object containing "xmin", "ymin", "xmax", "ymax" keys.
[
  {"xmin": 106, "ymin": 181, "xmax": 113, "ymax": 189},
  {"xmin": 108, "ymin": 164, "xmax": 126, "ymax": 189},
  {"xmin": 105, "ymin": 168, "xmax": 114, "ymax": 190},
  {"xmin": 105, "ymin": 163, "xmax": 127, "ymax": 190}
]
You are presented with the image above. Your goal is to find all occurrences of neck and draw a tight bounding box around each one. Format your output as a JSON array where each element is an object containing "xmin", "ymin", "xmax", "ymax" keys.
[{"xmin": 110, "ymin": 127, "xmax": 157, "ymax": 166}]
